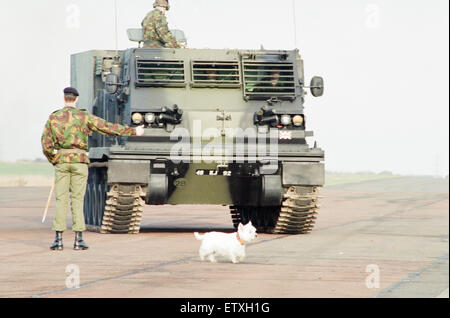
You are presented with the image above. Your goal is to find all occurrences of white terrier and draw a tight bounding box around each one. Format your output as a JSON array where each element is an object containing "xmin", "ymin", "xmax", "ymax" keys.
[{"xmin": 194, "ymin": 222, "xmax": 258, "ymax": 264}]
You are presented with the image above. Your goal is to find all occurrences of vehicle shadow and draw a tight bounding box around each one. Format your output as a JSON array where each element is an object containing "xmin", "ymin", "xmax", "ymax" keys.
[{"xmin": 139, "ymin": 225, "xmax": 234, "ymax": 233}]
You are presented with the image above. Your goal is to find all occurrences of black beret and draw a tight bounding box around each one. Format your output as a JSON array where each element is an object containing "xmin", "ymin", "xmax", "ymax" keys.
[{"xmin": 63, "ymin": 87, "xmax": 79, "ymax": 96}]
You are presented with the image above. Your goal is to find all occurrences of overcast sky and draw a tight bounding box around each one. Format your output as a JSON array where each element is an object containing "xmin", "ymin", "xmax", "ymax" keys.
[{"xmin": 0, "ymin": 0, "xmax": 448, "ymax": 176}]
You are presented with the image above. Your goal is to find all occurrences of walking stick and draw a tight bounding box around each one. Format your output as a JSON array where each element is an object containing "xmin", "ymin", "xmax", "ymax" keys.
[{"xmin": 42, "ymin": 180, "xmax": 56, "ymax": 223}]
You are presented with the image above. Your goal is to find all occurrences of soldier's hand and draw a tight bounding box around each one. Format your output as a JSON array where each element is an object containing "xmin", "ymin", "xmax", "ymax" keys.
[{"xmin": 136, "ymin": 125, "xmax": 145, "ymax": 136}]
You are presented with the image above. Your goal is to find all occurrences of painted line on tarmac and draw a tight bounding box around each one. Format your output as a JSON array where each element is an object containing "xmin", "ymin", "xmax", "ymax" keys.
[
  {"xmin": 31, "ymin": 197, "xmax": 447, "ymax": 298},
  {"xmin": 30, "ymin": 235, "xmax": 284, "ymax": 298},
  {"xmin": 374, "ymin": 252, "xmax": 449, "ymax": 298},
  {"xmin": 31, "ymin": 256, "xmax": 195, "ymax": 298}
]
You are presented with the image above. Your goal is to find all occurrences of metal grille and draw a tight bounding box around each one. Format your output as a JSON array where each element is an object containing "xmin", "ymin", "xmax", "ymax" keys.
[
  {"xmin": 191, "ymin": 61, "xmax": 240, "ymax": 87},
  {"xmin": 135, "ymin": 59, "xmax": 185, "ymax": 87},
  {"xmin": 243, "ymin": 61, "xmax": 296, "ymax": 100}
]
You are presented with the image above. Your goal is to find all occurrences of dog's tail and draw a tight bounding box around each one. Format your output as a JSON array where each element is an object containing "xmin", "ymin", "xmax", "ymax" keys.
[{"xmin": 194, "ymin": 232, "xmax": 204, "ymax": 241}]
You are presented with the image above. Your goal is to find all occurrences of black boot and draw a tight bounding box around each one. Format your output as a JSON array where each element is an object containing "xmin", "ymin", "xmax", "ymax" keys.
[
  {"xmin": 50, "ymin": 231, "xmax": 63, "ymax": 251},
  {"xmin": 74, "ymin": 232, "xmax": 89, "ymax": 250}
]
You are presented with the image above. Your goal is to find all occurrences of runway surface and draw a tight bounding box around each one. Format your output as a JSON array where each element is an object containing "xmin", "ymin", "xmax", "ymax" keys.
[{"xmin": 0, "ymin": 176, "xmax": 448, "ymax": 298}]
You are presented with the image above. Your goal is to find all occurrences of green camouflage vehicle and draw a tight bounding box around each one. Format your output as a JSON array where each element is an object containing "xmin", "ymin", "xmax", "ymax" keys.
[{"xmin": 71, "ymin": 29, "xmax": 325, "ymax": 235}]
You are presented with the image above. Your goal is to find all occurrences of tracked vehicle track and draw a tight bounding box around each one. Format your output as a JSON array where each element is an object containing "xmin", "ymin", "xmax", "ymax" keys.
[
  {"xmin": 273, "ymin": 186, "xmax": 319, "ymax": 234},
  {"xmin": 100, "ymin": 184, "xmax": 146, "ymax": 234},
  {"xmin": 230, "ymin": 186, "xmax": 320, "ymax": 234}
]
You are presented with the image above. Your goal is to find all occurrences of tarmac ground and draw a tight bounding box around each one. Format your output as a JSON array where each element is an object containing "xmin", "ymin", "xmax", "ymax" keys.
[{"xmin": 0, "ymin": 176, "xmax": 448, "ymax": 298}]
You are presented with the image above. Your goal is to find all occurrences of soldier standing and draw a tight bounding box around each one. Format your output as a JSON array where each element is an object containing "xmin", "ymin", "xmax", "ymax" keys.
[
  {"xmin": 142, "ymin": 0, "xmax": 181, "ymax": 48},
  {"xmin": 41, "ymin": 87, "xmax": 144, "ymax": 251}
]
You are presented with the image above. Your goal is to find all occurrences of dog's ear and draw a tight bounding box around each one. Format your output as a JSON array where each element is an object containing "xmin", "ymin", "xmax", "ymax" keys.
[
  {"xmin": 238, "ymin": 223, "xmax": 244, "ymax": 231},
  {"xmin": 248, "ymin": 221, "xmax": 252, "ymax": 226}
]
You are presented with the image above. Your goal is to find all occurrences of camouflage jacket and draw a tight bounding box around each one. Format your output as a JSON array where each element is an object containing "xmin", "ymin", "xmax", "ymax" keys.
[
  {"xmin": 141, "ymin": 9, "xmax": 181, "ymax": 48},
  {"xmin": 41, "ymin": 106, "xmax": 136, "ymax": 165}
]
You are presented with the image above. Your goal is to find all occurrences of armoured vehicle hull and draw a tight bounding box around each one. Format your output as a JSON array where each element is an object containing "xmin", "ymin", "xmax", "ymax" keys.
[{"xmin": 71, "ymin": 46, "xmax": 325, "ymax": 234}]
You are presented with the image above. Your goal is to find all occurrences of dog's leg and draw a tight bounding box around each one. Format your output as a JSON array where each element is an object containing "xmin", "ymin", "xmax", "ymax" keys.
[
  {"xmin": 232, "ymin": 250, "xmax": 246, "ymax": 264},
  {"xmin": 231, "ymin": 254, "xmax": 240, "ymax": 264},
  {"xmin": 199, "ymin": 246, "xmax": 209, "ymax": 261},
  {"xmin": 208, "ymin": 253, "xmax": 217, "ymax": 263}
]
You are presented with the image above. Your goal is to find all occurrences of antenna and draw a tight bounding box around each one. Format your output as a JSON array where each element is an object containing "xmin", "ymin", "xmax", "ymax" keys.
[
  {"xmin": 114, "ymin": 0, "xmax": 119, "ymax": 54},
  {"xmin": 292, "ymin": 0, "xmax": 298, "ymax": 49}
]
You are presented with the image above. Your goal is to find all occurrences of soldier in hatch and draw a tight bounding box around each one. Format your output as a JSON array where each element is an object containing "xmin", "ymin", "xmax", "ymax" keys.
[{"xmin": 142, "ymin": 0, "xmax": 181, "ymax": 49}]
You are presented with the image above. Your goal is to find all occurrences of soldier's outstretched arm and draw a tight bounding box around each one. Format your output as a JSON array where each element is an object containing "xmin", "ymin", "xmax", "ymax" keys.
[
  {"xmin": 41, "ymin": 119, "xmax": 56, "ymax": 164},
  {"xmin": 86, "ymin": 112, "xmax": 137, "ymax": 136},
  {"xmin": 156, "ymin": 13, "xmax": 181, "ymax": 48}
]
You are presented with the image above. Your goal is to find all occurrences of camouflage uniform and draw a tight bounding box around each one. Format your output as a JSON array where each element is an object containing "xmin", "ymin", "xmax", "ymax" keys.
[
  {"xmin": 41, "ymin": 106, "xmax": 136, "ymax": 232},
  {"xmin": 141, "ymin": 9, "xmax": 181, "ymax": 48}
]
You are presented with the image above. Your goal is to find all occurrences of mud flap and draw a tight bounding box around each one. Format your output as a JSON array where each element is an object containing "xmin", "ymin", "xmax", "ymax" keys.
[
  {"xmin": 146, "ymin": 174, "xmax": 168, "ymax": 205},
  {"xmin": 261, "ymin": 175, "xmax": 283, "ymax": 206},
  {"xmin": 282, "ymin": 162, "xmax": 325, "ymax": 186}
]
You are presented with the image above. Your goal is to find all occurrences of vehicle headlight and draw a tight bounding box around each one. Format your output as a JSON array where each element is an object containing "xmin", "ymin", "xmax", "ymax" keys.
[
  {"xmin": 292, "ymin": 115, "xmax": 304, "ymax": 127},
  {"xmin": 145, "ymin": 113, "xmax": 156, "ymax": 124},
  {"xmin": 280, "ymin": 115, "xmax": 292, "ymax": 126},
  {"xmin": 132, "ymin": 113, "xmax": 143, "ymax": 125}
]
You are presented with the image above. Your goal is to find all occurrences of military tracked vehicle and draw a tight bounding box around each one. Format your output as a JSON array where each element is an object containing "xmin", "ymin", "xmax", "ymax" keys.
[{"xmin": 71, "ymin": 29, "xmax": 325, "ymax": 235}]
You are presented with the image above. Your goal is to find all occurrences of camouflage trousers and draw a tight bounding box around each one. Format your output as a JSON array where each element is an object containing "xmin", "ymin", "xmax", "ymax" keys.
[
  {"xmin": 52, "ymin": 163, "xmax": 88, "ymax": 232},
  {"xmin": 143, "ymin": 40, "xmax": 164, "ymax": 48}
]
